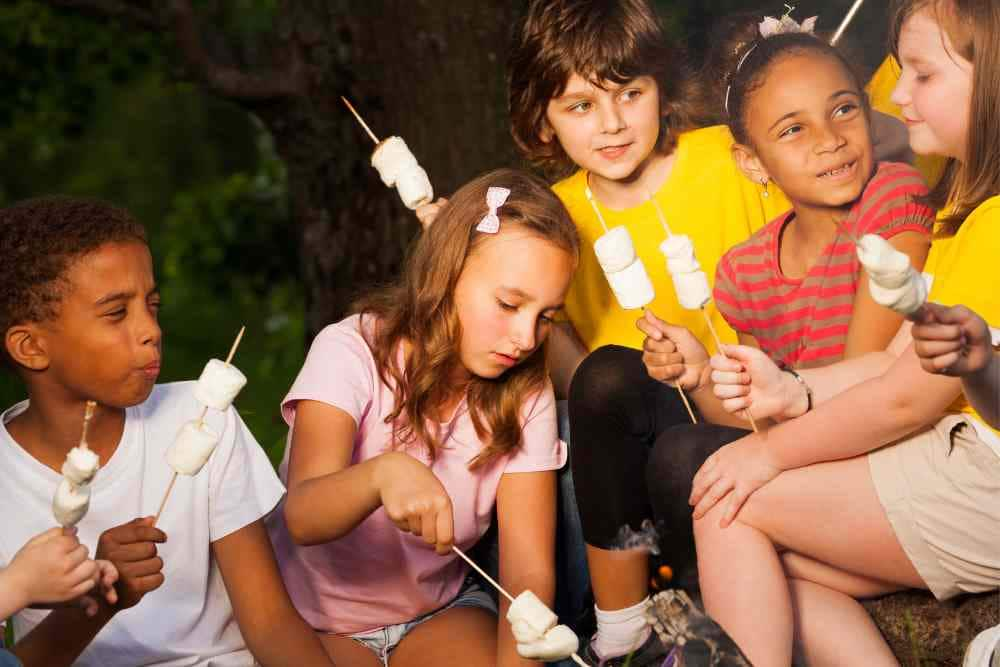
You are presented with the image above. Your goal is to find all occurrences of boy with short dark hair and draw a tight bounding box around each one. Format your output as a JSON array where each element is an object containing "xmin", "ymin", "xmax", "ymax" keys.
[{"xmin": 0, "ymin": 197, "xmax": 335, "ymax": 666}]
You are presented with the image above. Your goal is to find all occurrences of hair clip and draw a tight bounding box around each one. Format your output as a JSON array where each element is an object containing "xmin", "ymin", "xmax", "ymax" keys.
[
  {"xmin": 759, "ymin": 5, "xmax": 817, "ymax": 38},
  {"xmin": 724, "ymin": 5, "xmax": 819, "ymax": 115},
  {"xmin": 476, "ymin": 186, "xmax": 511, "ymax": 234}
]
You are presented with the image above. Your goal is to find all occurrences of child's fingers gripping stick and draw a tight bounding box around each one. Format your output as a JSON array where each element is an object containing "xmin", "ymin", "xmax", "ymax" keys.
[
  {"xmin": 913, "ymin": 303, "xmax": 994, "ymax": 375},
  {"xmin": 96, "ymin": 517, "xmax": 168, "ymax": 610}
]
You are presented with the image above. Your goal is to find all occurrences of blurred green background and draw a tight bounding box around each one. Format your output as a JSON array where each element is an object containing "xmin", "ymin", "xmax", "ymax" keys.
[{"xmin": 0, "ymin": 0, "xmax": 888, "ymax": 466}]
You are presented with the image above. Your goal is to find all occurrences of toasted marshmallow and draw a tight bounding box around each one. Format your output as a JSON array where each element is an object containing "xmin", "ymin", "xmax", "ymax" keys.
[
  {"xmin": 61, "ymin": 446, "xmax": 99, "ymax": 486},
  {"xmin": 53, "ymin": 478, "xmax": 90, "ymax": 527},
  {"xmin": 396, "ymin": 164, "xmax": 434, "ymax": 209},
  {"xmin": 506, "ymin": 590, "xmax": 558, "ymax": 638},
  {"xmin": 371, "ymin": 136, "xmax": 419, "ymax": 187}
]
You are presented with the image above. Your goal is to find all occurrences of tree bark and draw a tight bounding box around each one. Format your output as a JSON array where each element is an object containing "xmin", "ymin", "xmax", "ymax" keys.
[{"xmin": 261, "ymin": 0, "xmax": 521, "ymax": 338}]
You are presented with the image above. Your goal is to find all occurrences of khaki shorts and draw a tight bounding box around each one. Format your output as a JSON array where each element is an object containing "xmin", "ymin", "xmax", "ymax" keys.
[{"xmin": 869, "ymin": 414, "xmax": 1000, "ymax": 600}]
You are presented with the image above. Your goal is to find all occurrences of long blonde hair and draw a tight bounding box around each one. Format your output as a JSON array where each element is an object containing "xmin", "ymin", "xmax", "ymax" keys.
[
  {"xmin": 891, "ymin": 0, "xmax": 1000, "ymax": 226},
  {"xmin": 353, "ymin": 169, "xmax": 579, "ymax": 469}
]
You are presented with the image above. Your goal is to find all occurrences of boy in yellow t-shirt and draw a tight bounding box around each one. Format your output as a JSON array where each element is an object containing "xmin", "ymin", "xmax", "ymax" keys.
[{"xmin": 505, "ymin": 0, "xmax": 789, "ymax": 663}]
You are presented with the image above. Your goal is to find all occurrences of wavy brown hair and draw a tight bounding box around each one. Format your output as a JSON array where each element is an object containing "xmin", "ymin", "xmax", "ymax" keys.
[
  {"xmin": 508, "ymin": 0, "xmax": 713, "ymax": 179},
  {"xmin": 890, "ymin": 0, "xmax": 1000, "ymax": 226},
  {"xmin": 353, "ymin": 169, "xmax": 579, "ymax": 469}
]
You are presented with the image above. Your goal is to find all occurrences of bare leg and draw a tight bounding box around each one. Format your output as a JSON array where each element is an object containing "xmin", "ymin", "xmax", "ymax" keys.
[
  {"xmin": 695, "ymin": 455, "xmax": 924, "ymax": 667},
  {"xmin": 318, "ymin": 634, "xmax": 381, "ymax": 667},
  {"xmin": 789, "ymin": 578, "xmax": 900, "ymax": 667},
  {"xmin": 587, "ymin": 545, "xmax": 649, "ymax": 611},
  {"xmin": 781, "ymin": 552, "xmax": 905, "ymax": 599},
  {"xmin": 391, "ymin": 606, "xmax": 496, "ymax": 667}
]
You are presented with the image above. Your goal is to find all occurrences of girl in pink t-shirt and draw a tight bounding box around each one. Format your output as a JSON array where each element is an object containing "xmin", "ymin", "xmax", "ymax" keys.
[{"xmin": 268, "ymin": 169, "xmax": 580, "ymax": 667}]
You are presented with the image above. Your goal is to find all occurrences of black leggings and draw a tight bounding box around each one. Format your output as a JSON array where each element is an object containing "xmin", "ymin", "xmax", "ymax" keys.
[{"xmin": 569, "ymin": 345, "xmax": 749, "ymax": 575}]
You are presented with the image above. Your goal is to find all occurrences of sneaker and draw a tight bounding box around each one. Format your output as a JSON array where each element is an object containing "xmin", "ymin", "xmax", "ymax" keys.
[{"xmin": 580, "ymin": 630, "xmax": 675, "ymax": 667}]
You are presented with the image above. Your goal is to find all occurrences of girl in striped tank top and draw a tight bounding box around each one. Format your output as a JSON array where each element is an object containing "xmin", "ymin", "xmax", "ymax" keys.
[{"xmin": 654, "ymin": 2, "xmax": 1000, "ymax": 665}]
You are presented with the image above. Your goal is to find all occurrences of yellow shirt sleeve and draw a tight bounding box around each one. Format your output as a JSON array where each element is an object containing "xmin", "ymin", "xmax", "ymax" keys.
[
  {"xmin": 924, "ymin": 196, "xmax": 1000, "ymax": 430},
  {"xmin": 554, "ymin": 125, "xmax": 791, "ymax": 354}
]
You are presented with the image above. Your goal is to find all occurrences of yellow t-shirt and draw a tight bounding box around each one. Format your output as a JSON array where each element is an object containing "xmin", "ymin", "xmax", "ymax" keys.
[
  {"xmin": 866, "ymin": 56, "xmax": 948, "ymax": 188},
  {"xmin": 924, "ymin": 195, "xmax": 1000, "ymax": 437},
  {"xmin": 553, "ymin": 125, "xmax": 791, "ymax": 353}
]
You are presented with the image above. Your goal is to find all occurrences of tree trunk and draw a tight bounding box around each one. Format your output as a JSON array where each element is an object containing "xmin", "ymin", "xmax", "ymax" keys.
[{"xmin": 258, "ymin": 0, "xmax": 520, "ymax": 339}]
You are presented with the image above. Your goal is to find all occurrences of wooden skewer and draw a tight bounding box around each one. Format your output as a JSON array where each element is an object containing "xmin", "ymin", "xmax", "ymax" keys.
[
  {"xmin": 584, "ymin": 187, "xmax": 610, "ymax": 233},
  {"xmin": 832, "ymin": 216, "xmax": 860, "ymax": 245},
  {"xmin": 700, "ymin": 308, "xmax": 759, "ymax": 433},
  {"xmin": 830, "ymin": 0, "xmax": 865, "ymax": 46},
  {"xmin": 451, "ymin": 546, "xmax": 587, "ymax": 666},
  {"xmin": 340, "ymin": 96, "xmax": 380, "ymax": 145},
  {"xmin": 79, "ymin": 401, "xmax": 97, "ymax": 450},
  {"xmin": 675, "ymin": 383, "xmax": 698, "ymax": 424},
  {"xmin": 156, "ymin": 326, "xmax": 247, "ymax": 525}
]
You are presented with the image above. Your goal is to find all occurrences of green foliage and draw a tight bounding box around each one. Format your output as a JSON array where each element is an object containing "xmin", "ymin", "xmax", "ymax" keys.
[{"xmin": 0, "ymin": 1, "xmax": 301, "ymax": 466}]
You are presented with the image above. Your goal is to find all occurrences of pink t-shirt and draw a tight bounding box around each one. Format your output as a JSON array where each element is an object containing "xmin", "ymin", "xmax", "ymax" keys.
[{"xmin": 267, "ymin": 314, "xmax": 567, "ymax": 634}]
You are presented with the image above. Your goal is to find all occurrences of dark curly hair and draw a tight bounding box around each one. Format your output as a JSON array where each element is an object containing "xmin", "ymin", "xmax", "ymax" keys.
[{"xmin": 0, "ymin": 196, "xmax": 147, "ymax": 367}]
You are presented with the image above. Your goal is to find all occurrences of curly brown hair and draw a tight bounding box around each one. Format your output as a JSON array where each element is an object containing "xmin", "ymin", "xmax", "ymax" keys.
[
  {"xmin": 508, "ymin": 0, "xmax": 713, "ymax": 179},
  {"xmin": 0, "ymin": 196, "xmax": 147, "ymax": 367},
  {"xmin": 353, "ymin": 168, "xmax": 579, "ymax": 470}
]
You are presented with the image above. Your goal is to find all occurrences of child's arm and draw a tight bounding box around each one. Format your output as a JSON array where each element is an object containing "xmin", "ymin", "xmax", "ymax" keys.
[
  {"xmin": 212, "ymin": 519, "xmax": 335, "ymax": 666},
  {"xmin": 913, "ymin": 302, "xmax": 1000, "ymax": 428},
  {"xmin": 496, "ymin": 470, "xmax": 557, "ymax": 667},
  {"xmin": 10, "ymin": 519, "xmax": 165, "ymax": 666},
  {"xmin": 284, "ymin": 400, "xmax": 454, "ymax": 551},
  {"xmin": 844, "ymin": 230, "xmax": 931, "ymax": 358},
  {"xmin": 689, "ymin": 344, "xmax": 961, "ymax": 526}
]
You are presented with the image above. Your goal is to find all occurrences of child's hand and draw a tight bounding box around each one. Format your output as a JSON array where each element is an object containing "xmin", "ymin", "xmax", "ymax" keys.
[
  {"xmin": 912, "ymin": 302, "xmax": 993, "ymax": 376},
  {"xmin": 95, "ymin": 517, "xmax": 166, "ymax": 611},
  {"xmin": 636, "ymin": 310, "xmax": 710, "ymax": 391},
  {"xmin": 373, "ymin": 452, "xmax": 455, "ymax": 554},
  {"xmin": 74, "ymin": 559, "xmax": 120, "ymax": 617},
  {"xmin": 3, "ymin": 527, "xmax": 98, "ymax": 609},
  {"xmin": 415, "ymin": 197, "xmax": 449, "ymax": 229},
  {"xmin": 711, "ymin": 345, "xmax": 806, "ymax": 420}
]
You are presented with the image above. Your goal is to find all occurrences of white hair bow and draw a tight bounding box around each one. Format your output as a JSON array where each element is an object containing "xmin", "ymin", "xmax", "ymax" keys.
[{"xmin": 476, "ymin": 186, "xmax": 511, "ymax": 234}]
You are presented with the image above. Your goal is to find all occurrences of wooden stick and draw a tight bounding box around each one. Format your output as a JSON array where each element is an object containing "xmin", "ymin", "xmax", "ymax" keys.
[
  {"xmin": 452, "ymin": 545, "xmax": 514, "ymax": 603},
  {"xmin": 675, "ymin": 385, "xmax": 698, "ymax": 424},
  {"xmin": 225, "ymin": 325, "xmax": 246, "ymax": 366},
  {"xmin": 79, "ymin": 401, "xmax": 97, "ymax": 450},
  {"xmin": 830, "ymin": 0, "xmax": 865, "ymax": 46},
  {"xmin": 451, "ymin": 546, "xmax": 587, "ymax": 666},
  {"xmin": 648, "ymin": 193, "xmax": 673, "ymax": 237},
  {"xmin": 584, "ymin": 187, "xmax": 610, "ymax": 233},
  {"xmin": 340, "ymin": 96, "xmax": 379, "ymax": 144},
  {"xmin": 158, "ymin": 326, "xmax": 246, "ymax": 523},
  {"xmin": 154, "ymin": 472, "xmax": 177, "ymax": 525},
  {"xmin": 701, "ymin": 308, "xmax": 759, "ymax": 433},
  {"xmin": 832, "ymin": 216, "xmax": 860, "ymax": 245}
]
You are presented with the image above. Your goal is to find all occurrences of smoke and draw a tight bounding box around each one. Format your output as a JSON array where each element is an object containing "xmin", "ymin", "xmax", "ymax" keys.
[{"xmin": 610, "ymin": 519, "xmax": 662, "ymax": 555}]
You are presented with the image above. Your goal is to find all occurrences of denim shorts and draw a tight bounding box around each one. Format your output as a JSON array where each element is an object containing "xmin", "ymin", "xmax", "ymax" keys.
[{"xmin": 348, "ymin": 578, "xmax": 497, "ymax": 665}]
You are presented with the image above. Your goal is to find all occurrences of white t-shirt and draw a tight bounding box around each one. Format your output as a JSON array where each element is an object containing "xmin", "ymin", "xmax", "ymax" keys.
[{"xmin": 0, "ymin": 383, "xmax": 285, "ymax": 666}]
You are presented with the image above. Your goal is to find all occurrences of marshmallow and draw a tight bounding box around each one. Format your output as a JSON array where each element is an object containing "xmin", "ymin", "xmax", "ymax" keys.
[
  {"xmin": 672, "ymin": 271, "xmax": 712, "ymax": 310},
  {"xmin": 167, "ymin": 420, "xmax": 221, "ymax": 476},
  {"xmin": 516, "ymin": 624, "xmax": 580, "ymax": 661},
  {"xmin": 661, "ymin": 234, "xmax": 712, "ymax": 310},
  {"xmin": 594, "ymin": 227, "xmax": 637, "ymax": 274},
  {"xmin": 61, "ymin": 446, "xmax": 99, "ymax": 486},
  {"xmin": 371, "ymin": 136, "xmax": 419, "ymax": 187},
  {"xmin": 857, "ymin": 234, "xmax": 911, "ymax": 288},
  {"xmin": 193, "ymin": 359, "xmax": 247, "ymax": 412},
  {"xmin": 395, "ymin": 164, "xmax": 434, "ymax": 210},
  {"xmin": 507, "ymin": 591, "xmax": 559, "ymax": 638},
  {"xmin": 53, "ymin": 479, "xmax": 90, "ymax": 527},
  {"xmin": 606, "ymin": 258, "xmax": 656, "ymax": 310},
  {"xmin": 869, "ymin": 268, "xmax": 928, "ymax": 316}
]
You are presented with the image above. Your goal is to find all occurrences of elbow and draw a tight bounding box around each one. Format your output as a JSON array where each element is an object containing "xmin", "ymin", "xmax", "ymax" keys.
[{"xmin": 283, "ymin": 494, "xmax": 326, "ymax": 546}]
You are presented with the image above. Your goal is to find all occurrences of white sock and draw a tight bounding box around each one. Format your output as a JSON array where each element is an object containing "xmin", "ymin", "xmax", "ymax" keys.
[{"xmin": 591, "ymin": 596, "xmax": 652, "ymax": 659}]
